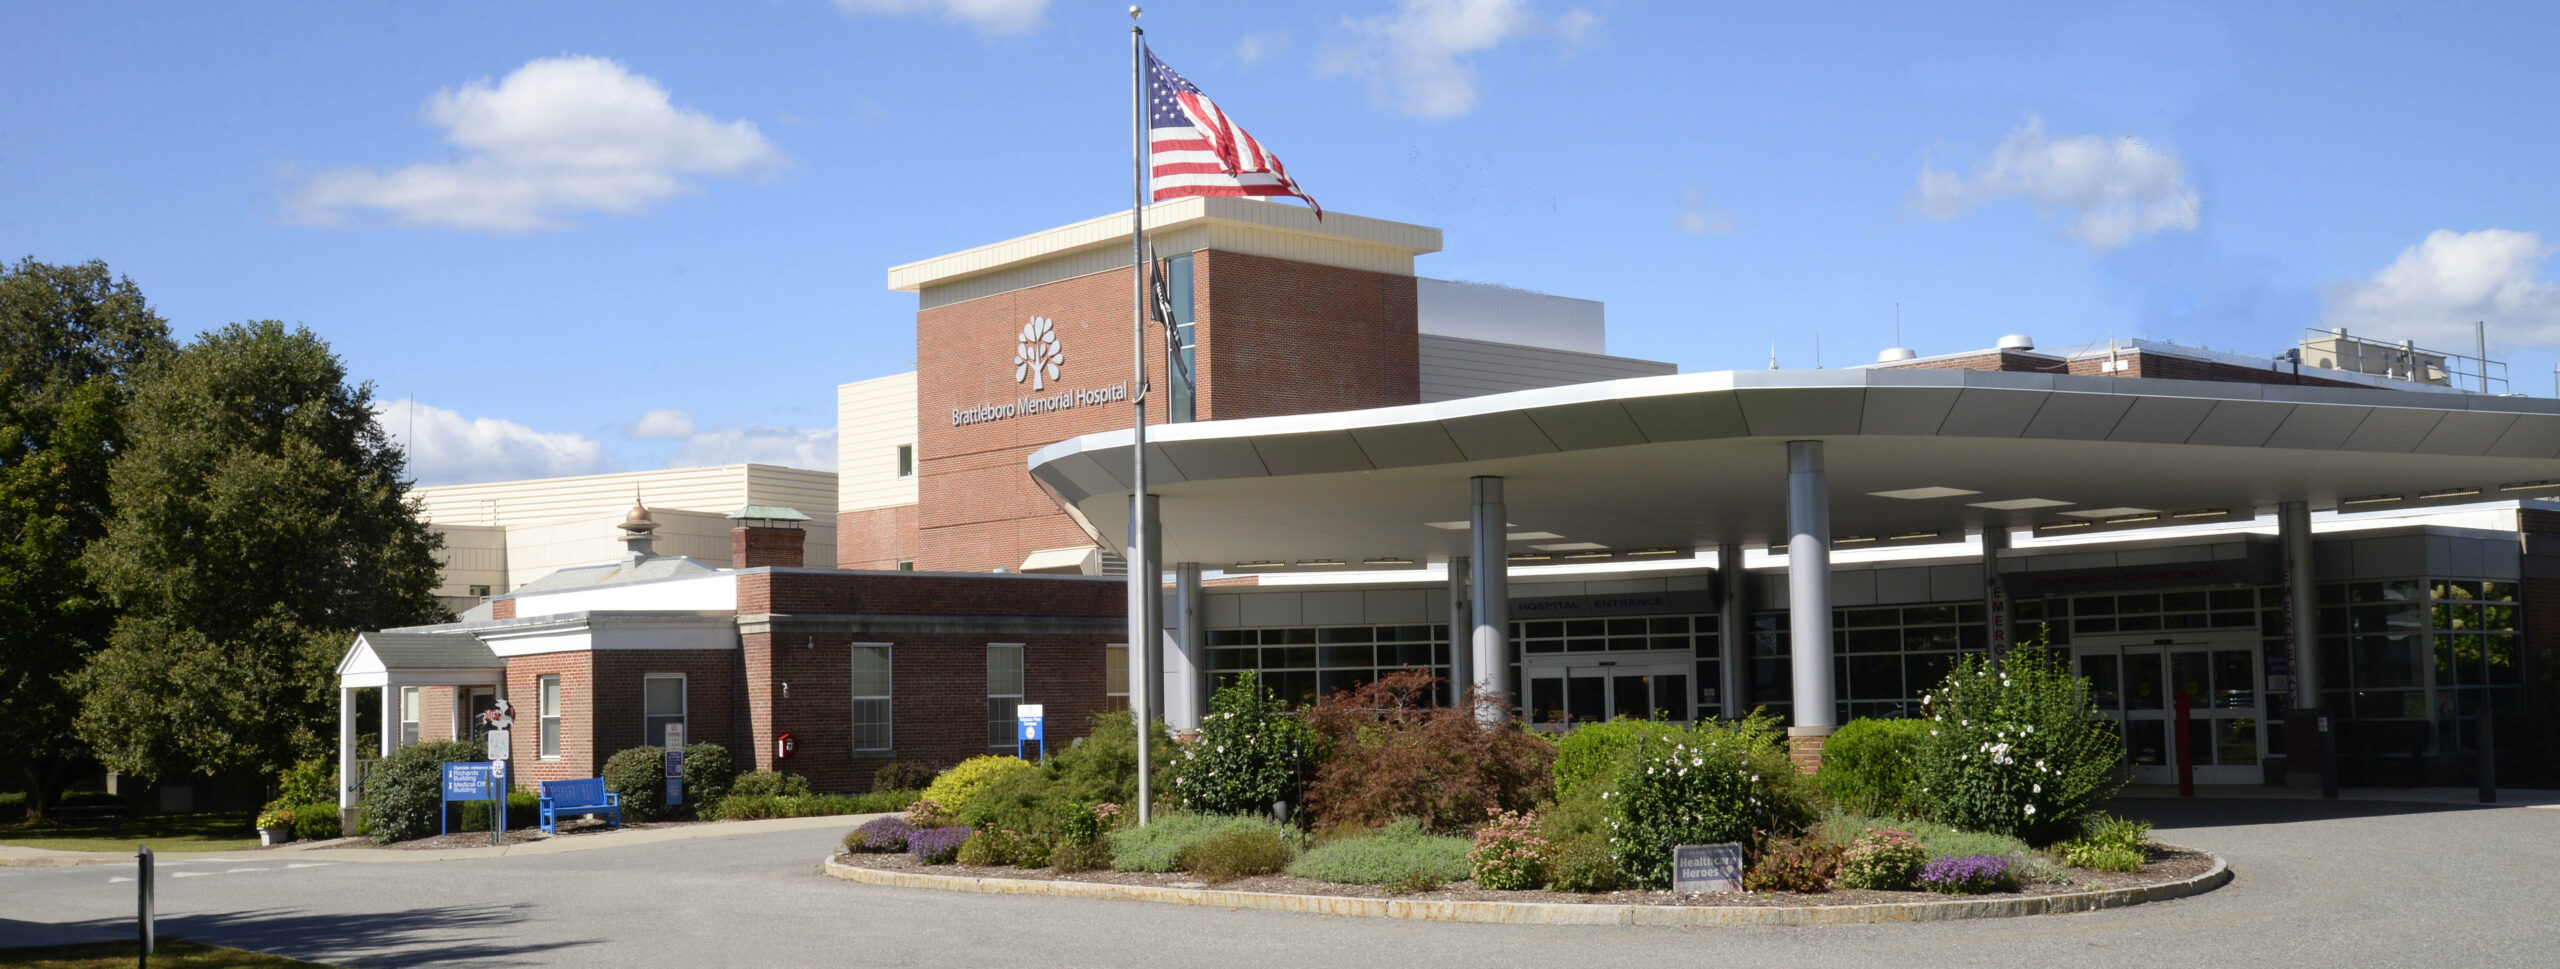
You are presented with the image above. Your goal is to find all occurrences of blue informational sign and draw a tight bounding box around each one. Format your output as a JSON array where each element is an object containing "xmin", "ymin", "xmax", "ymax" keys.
[
  {"xmin": 1014, "ymin": 705, "xmax": 1046, "ymax": 761},
  {"xmin": 439, "ymin": 762, "xmax": 497, "ymax": 837}
]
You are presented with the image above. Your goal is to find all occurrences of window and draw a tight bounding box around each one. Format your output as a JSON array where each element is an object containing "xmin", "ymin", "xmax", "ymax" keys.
[
  {"xmin": 538, "ymin": 675, "xmax": 562, "ymax": 759},
  {"xmin": 460, "ymin": 687, "xmax": 496, "ymax": 744},
  {"xmin": 398, "ymin": 687, "xmax": 421, "ymax": 746},
  {"xmin": 987, "ymin": 644, "xmax": 1024, "ymax": 754},
  {"xmin": 467, "ymin": 584, "xmax": 491, "ymax": 597},
  {"xmin": 644, "ymin": 674, "xmax": 687, "ymax": 749},
  {"xmin": 1105, "ymin": 644, "xmax": 1130, "ymax": 711},
  {"xmin": 896, "ymin": 560, "xmax": 916, "ymax": 572},
  {"xmin": 852, "ymin": 644, "xmax": 893, "ymax": 753},
  {"xmin": 896, "ymin": 444, "xmax": 914, "ymax": 477},
  {"xmin": 1164, "ymin": 253, "xmax": 1197, "ymax": 423}
]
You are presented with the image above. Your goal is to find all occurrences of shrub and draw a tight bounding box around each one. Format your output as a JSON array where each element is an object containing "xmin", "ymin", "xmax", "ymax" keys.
[
  {"xmin": 958, "ymin": 826, "xmax": 1048, "ymax": 867},
  {"xmin": 714, "ymin": 794, "xmax": 895, "ymax": 821},
  {"xmin": 1468, "ymin": 809, "xmax": 1547, "ymax": 890},
  {"xmin": 1110, "ymin": 813, "xmax": 1291, "ymax": 873},
  {"xmin": 909, "ymin": 825, "xmax": 972, "ymax": 864},
  {"xmin": 457, "ymin": 792, "xmax": 539, "ymax": 833},
  {"xmin": 1552, "ymin": 717, "xmax": 1688, "ymax": 801},
  {"xmin": 1744, "ymin": 835, "xmax": 1841, "ymax": 893},
  {"xmin": 1284, "ymin": 818, "xmax": 1472, "ymax": 886},
  {"xmin": 255, "ymin": 802, "xmax": 300, "ymax": 831},
  {"xmin": 846, "ymin": 816, "xmax": 917, "ymax": 853},
  {"xmin": 921, "ymin": 755, "xmax": 1038, "ymax": 823},
  {"xmin": 598, "ymin": 743, "xmax": 735, "ymax": 821},
  {"xmin": 679, "ymin": 743, "xmax": 738, "ymax": 810},
  {"xmin": 727, "ymin": 770, "xmax": 812, "ymax": 801},
  {"xmin": 1606, "ymin": 714, "xmax": 1816, "ymax": 889},
  {"xmin": 903, "ymin": 799, "xmax": 950, "ymax": 827},
  {"xmin": 292, "ymin": 802, "xmax": 344, "ymax": 840},
  {"xmin": 1914, "ymin": 645, "xmax": 2125, "ymax": 844},
  {"xmin": 1544, "ymin": 833, "xmax": 1620, "ymax": 892},
  {"xmin": 1816, "ymin": 718, "xmax": 1931, "ymax": 816},
  {"xmin": 1301, "ymin": 670, "xmax": 1555, "ymax": 833},
  {"xmin": 358, "ymin": 739, "xmax": 483, "ymax": 843},
  {"xmin": 1181, "ymin": 826, "xmax": 1295, "ymax": 882},
  {"xmin": 1059, "ymin": 801, "xmax": 1118, "ymax": 846},
  {"xmin": 277, "ymin": 756, "xmax": 336, "ymax": 807},
  {"xmin": 1049, "ymin": 835, "xmax": 1114, "ymax": 872},
  {"xmin": 872, "ymin": 762, "xmax": 936, "ymax": 793},
  {"xmin": 1916, "ymin": 854, "xmax": 2019, "ymax": 894},
  {"xmin": 2059, "ymin": 814, "xmax": 2152, "ymax": 872},
  {"xmin": 1174, "ymin": 672, "xmax": 1314, "ymax": 816},
  {"xmin": 1836, "ymin": 827, "xmax": 1929, "ymax": 890},
  {"xmin": 1817, "ymin": 811, "xmax": 2063, "ymax": 883}
]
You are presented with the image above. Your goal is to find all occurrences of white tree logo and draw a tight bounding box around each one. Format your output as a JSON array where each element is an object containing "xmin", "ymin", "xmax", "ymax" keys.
[{"xmin": 1015, "ymin": 317, "xmax": 1063, "ymax": 391}]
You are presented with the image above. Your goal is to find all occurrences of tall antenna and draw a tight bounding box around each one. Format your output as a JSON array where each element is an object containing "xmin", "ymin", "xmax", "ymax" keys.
[
  {"xmin": 1769, "ymin": 342, "xmax": 1778, "ymax": 369},
  {"xmin": 1895, "ymin": 303, "xmax": 1902, "ymax": 348},
  {"xmin": 1815, "ymin": 331, "xmax": 1822, "ymax": 369}
]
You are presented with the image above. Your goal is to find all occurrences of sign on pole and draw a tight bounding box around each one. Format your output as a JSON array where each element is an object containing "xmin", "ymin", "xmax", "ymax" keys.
[
  {"xmin": 1015, "ymin": 703, "xmax": 1046, "ymax": 761},
  {"xmin": 663, "ymin": 723, "xmax": 685, "ymax": 807}
]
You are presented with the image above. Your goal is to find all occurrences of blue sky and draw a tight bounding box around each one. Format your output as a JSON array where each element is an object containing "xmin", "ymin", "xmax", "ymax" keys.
[{"xmin": 9, "ymin": 1, "xmax": 2560, "ymax": 485}]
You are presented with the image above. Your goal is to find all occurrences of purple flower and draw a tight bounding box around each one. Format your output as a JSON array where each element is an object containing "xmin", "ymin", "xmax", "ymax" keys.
[
  {"xmin": 847, "ymin": 816, "xmax": 918, "ymax": 853},
  {"xmin": 908, "ymin": 825, "xmax": 973, "ymax": 865},
  {"xmin": 1916, "ymin": 854, "xmax": 2020, "ymax": 895}
]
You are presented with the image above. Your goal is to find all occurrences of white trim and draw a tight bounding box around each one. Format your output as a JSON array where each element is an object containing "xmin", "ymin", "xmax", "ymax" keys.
[{"xmin": 537, "ymin": 674, "xmax": 563, "ymax": 761}]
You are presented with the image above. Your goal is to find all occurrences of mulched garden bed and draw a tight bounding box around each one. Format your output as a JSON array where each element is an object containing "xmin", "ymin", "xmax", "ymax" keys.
[{"xmin": 838, "ymin": 845, "xmax": 2214, "ymax": 907}]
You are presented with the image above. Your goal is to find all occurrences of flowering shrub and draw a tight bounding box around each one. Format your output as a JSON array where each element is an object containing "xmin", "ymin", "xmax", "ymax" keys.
[
  {"xmin": 1836, "ymin": 827, "xmax": 1929, "ymax": 890},
  {"xmin": 1914, "ymin": 644, "xmax": 2125, "ymax": 844},
  {"xmin": 1301, "ymin": 670, "xmax": 1555, "ymax": 833},
  {"xmin": 1916, "ymin": 854, "xmax": 2019, "ymax": 894},
  {"xmin": 1467, "ymin": 808, "xmax": 1548, "ymax": 890},
  {"xmin": 256, "ymin": 803, "xmax": 300, "ymax": 830},
  {"xmin": 903, "ymin": 799, "xmax": 949, "ymax": 828},
  {"xmin": 956, "ymin": 825, "xmax": 1048, "ymax": 867},
  {"xmin": 1742, "ymin": 835, "xmax": 1840, "ymax": 893},
  {"xmin": 1058, "ymin": 801, "xmax": 1117, "ymax": 846},
  {"xmin": 907, "ymin": 825, "xmax": 973, "ymax": 864},
  {"xmin": 845, "ymin": 816, "xmax": 917, "ymax": 853},
  {"xmin": 1175, "ymin": 672, "xmax": 1314, "ymax": 816},
  {"xmin": 1605, "ymin": 714, "xmax": 1814, "ymax": 889},
  {"xmin": 1551, "ymin": 717, "xmax": 1688, "ymax": 801}
]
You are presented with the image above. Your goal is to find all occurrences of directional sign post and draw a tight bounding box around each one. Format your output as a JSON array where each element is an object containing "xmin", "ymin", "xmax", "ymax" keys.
[
  {"xmin": 1015, "ymin": 703, "xmax": 1046, "ymax": 762},
  {"xmin": 482, "ymin": 697, "xmax": 517, "ymax": 843},
  {"xmin": 663, "ymin": 724, "xmax": 685, "ymax": 808}
]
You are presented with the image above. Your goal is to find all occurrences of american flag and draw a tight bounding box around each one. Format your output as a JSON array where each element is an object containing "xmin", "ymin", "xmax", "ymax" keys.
[{"xmin": 1148, "ymin": 49, "xmax": 1321, "ymax": 218}]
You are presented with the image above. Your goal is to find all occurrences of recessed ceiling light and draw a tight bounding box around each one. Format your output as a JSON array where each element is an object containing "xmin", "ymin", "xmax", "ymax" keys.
[
  {"xmin": 1625, "ymin": 547, "xmax": 1682, "ymax": 556},
  {"xmin": 2061, "ymin": 507, "xmax": 2159, "ymax": 519},
  {"xmin": 1232, "ymin": 560, "xmax": 1284, "ymax": 569},
  {"xmin": 2105, "ymin": 515, "xmax": 2159, "ymax": 524},
  {"xmin": 2419, "ymin": 488, "xmax": 2482, "ymax": 500},
  {"xmin": 2172, "ymin": 509, "xmax": 2229, "ymax": 519},
  {"xmin": 2340, "ymin": 494, "xmax": 2403, "ymax": 506},
  {"xmin": 1297, "ymin": 559, "xmax": 1346, "ymax": 567},
  {"xmin": 2038, "ymin": 520, "xmax": 2092, "ymax": 531},
  {"xmin": 2500, "ymin": 480, "xmax": 2560, "ymax": 492},
  {"xmin": 1363, "ymin": 557, "xmax": 1415, "ymax": 566},
  {"xmin": 1888, "ymin": 530, "xmax": 1942, "ymax": 541},
  {"xmin": 1423, "ymin": 521, "xmax": 1471, "ymax": 530},
  {"xmin": 1833, "ymin": 535, "xmax": 1878, "ymax": 545},
  {"xmin": 1507, "ymin": 531, "xmax": 1563, "ymax": 541},
  {"xmin": 1530, "ymin": 542, "xmax": 1608, "ymax": 551},
  {"xmin": 1969, "ymin": 497, "xmax": 2074, "ymax": 510},
  {"xmin": 1507, "ymin": 553, "xmax": 1552, "ymax": 562},
  {"xmin": 1869, "ymin": 486, "xmax": 1982, "ymax": 500},
  {"xmin": 1562, "ymin": 551, "xmax": 1614, "ymax": 560}
]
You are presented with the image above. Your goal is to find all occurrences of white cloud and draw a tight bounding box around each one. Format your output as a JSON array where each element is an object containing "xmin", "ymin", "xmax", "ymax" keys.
[
  {"xmin": 286, "ymin": 56, "xmax": 781, "ymax": 233},
  {"xmin": 1676, "ymin": 187, "xmax": 1733, "ymax": 237},
  {"xmin": 834, "ymin": 0, "xmax": 1047, "ymax": 35},
  {"xmin": 666, "ymin": 422, "xmax": 838, "ymax": 471},
  {"xmin": 1913, "ymin": 115, "xmax": 2199, "ymax": 252},
  {"xmin": 378, "ymin": 400, "xmax": 622, "ymax": 486},
  {"xmin": 2324, "ymin": 229, "xmax": 2560, "ymax": 348},
  {"xmin": 628, "ymin": 408, "xmax": 696, "ymax": 440},
  {"xmin": 1235, "ymin": 30, "xmax": 1288, "ymax": 67},
  {"xmin": 1320, "ymin": 0, "xmax": 1595, "ymax": 120}
]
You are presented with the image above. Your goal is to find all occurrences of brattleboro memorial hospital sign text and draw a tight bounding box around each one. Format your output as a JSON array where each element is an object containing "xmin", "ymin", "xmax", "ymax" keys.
[{"xmin": 952, "ymin": 316, "xmax": 1129, "ymax": 427}]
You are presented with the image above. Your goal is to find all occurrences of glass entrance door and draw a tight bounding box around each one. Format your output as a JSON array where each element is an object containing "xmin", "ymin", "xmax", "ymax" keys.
[
  {"xmin": 2074, "ymin": 634, "xmax": 2263, "ymax": 784},
  {"xmin": 1525, "ymin": 662, "xmax": 1690, "ymax": 726}
]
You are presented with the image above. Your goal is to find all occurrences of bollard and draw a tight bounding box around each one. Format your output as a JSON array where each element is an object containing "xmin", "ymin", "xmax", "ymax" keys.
[
  {"xmin": 2478, "ymin": 711, "xmax": 2497, "ymax": 804},
  {"xmin": 137, "ymin": 844, "xmax": 155, "ymax": 967}
]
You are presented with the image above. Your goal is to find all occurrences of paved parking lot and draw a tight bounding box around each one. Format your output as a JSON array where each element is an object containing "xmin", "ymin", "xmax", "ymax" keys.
[{"xmin": 4, "ymin": 794, "xmax": 2552, "ymax": 969}]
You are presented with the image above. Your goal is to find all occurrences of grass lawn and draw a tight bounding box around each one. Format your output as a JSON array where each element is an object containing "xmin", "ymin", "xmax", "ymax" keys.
[
  {"xmin": 0, "ymin": 813, "xmax": 262, "ymax": 853},
  {"xmin": 0, "ymin": 940, "xmax": 335, "ymax": 967}
]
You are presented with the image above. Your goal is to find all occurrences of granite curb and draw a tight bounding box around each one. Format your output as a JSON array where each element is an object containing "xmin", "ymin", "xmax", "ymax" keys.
[
  {"xmin": 821, "ymin": 845, "xmax": 2231, "ymax": 926},
  {"xmin": 0, "ymin": 812, "xmax": 888, "ymax": 867}
]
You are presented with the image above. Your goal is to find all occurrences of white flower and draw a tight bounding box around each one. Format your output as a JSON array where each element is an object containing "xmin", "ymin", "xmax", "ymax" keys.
[
  {"xmin": 2024, "ymin": 804, "xmax": 2037, "ymax": 817},
  {"xmin": 2032, "ymin": 783, "xmax": 2042, "ymax": 794}
]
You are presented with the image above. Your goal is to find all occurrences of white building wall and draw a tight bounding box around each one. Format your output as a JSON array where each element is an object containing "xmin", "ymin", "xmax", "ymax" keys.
[
  {"xmin": 1417, "ymin": 278, "xmax": 1608, "ymax": 353},
  {"xmin": 838, "ymin": 373, "xmax": 920, "ymax": 514},
  {"xmin": 1418, "ymin": 333, "xmax": 1677, "ymax": 403},
  {"xmin": 415, "ymin": 464, "xmax": 837, "ymax": 593}
]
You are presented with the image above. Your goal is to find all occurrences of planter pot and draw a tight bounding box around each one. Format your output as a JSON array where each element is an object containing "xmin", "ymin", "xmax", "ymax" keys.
[{"xmin": 260, "ymin": 825, "xmax": 293, "ymax": 846}]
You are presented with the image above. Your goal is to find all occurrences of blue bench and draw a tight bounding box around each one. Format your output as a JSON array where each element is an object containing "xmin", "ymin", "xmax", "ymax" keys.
[{"xmin": 538, "ymin": 778, "xmax": 621, "ymax": 834}]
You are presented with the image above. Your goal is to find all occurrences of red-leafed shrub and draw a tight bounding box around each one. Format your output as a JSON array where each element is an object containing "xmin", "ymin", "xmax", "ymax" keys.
[{"xmin": 1300, "ymin": 670, "xmax": 1554, "ymax": 834}]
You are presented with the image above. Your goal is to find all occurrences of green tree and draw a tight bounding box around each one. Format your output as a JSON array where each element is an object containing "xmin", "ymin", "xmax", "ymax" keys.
[
  {"xmin": 0, "ymin": 258, "xmax": 172, "ymax": 820},
  {"xmin": 74, "ymin": 320, "xmax": 447, "ymax": 780}
]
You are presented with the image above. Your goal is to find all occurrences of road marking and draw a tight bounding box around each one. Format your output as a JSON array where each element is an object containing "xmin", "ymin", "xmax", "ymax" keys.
[
  {"xmin": 285, "ymin": 862, "xmax": 335, "ymax": 869},
  {"xmin": 225, "ymin": 867, "xmax": 272, "ymax": 873},
  {"xmin": 107, "ymin": 876, "xmax": 131, "ymax": 883},
  {"xmin": 170, "ymin": 872, "xmax": 213, "ymax": 878}
]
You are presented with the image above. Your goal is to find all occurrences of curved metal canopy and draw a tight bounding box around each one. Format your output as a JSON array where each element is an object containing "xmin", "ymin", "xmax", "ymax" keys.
[{"xmin": 1028, "ymin": 368, "xmax": 2560, "ymax": 569}]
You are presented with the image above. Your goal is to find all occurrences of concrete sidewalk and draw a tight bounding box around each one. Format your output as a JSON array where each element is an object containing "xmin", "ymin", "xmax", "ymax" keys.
[
  {"xmin": 2117, "ymin": 783, "xmax": 2560, "ymax": 807},
  {"xmin": 0, "ymin": 812, "xmax": 888, "ymax": 868}
]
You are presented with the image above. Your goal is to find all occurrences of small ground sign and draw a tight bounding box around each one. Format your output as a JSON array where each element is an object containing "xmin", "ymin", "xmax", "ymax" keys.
[{"xmin": 1671, "ymin": 843, "xmax": 1744, "ymax": 894}]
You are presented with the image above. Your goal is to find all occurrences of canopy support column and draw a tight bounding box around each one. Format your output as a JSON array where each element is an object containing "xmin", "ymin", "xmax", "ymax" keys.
[
  {"xmin": 2282, "ymin": 501, "xmax": 2336, "ymax": 798},
  {"xmin": 1717, "ymin": 543, "xmax": 1749, "ymax": 720},
  {"xmin": 1469, "ymin": 477, "xmax": 1510, "ymax": 724},
  {"xmin": 1786, "ymin": 441, "xmax": 1835, "ymax": 771}
]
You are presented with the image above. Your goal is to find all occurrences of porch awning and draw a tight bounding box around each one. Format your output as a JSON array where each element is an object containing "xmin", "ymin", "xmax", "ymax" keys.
[{"xmin": 336, "ymin": 631, "xmax": 504, "ymax": 689}]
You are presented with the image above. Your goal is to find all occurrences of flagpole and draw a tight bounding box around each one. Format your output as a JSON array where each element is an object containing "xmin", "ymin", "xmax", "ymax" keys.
[{"xmin": 1127, "ymin": 5, "xmax": 1154, "ymax": 827}]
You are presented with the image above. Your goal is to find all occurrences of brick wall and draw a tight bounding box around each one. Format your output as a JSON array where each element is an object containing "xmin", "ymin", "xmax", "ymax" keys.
[
  {"xmin": 588, "ymin": 649, "xmax": 745, "ymax": 762},
  {"xmin": 503, "ymin": 651, "xmax": 596, "ymax": 792},
  {"xmin": 1195, "ymin": 250, "xmax": 1419, "ymax": 420},
  {"xmin": 836, "ymin": 505, "xmax": 919, "ymax": 569},
  {"xmin": 418, "ymin": 687, "xmax": 457, "ymax": 742},
  {"xmin": 732, "ymin": 525, "xmax": 807, "ymax": 569},
  {"xmin": 911, "ymin": 251, "xmax": 1421, "ymax": 572},
  {"xmin": 738, "ymin": 570, "xmax": 1124, "ymax": 619}
]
